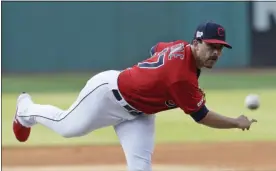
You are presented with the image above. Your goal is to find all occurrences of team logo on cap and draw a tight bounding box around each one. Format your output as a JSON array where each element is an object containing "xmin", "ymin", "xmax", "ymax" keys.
[{"xmin": 217, "ymin": 27, "xmax": 225, "ymax": 37}]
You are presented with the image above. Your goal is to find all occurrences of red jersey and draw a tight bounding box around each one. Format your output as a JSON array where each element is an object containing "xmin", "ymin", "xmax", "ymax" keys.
[{"xmin": 117, "ymin": 40, "xmax": 205, "ymax": 115}]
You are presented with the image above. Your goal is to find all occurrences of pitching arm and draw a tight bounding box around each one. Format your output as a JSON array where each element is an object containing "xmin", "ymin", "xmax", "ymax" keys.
[
  {"xmin": 169, "ymin": 81, "xmax": 257, "ymax": 130},
  {"xmin": 197, "ymin": 110, "xmax": 257, "ymax": 130},
  {"xmin": 194, "ymin": 109, "xmax": 238, "ymax": 128}
]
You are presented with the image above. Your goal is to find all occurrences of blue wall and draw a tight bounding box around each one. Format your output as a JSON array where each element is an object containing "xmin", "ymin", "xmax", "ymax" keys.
[{"xmin": 2, "ymin": 2, "xmax": 250, "ymax": 73}]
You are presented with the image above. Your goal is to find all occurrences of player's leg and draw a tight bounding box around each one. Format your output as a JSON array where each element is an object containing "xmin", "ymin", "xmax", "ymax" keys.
[
  {"xmin": 13, "ymin": 71, "xmax": 132, "ymax": 141},
  {"xmin": 114, "ymin": 114, "xmax": 156, "ymax": 171},
  {"xmin": 15, "ymin": 84, "xmax": 106, "ymax": 138}
]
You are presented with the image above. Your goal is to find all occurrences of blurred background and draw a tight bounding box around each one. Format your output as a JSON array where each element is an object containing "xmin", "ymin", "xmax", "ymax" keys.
[
  {"xmin": 2, "ymin": 1, "xmax": 276, "ymax": 171},
  {"xmin": 3, "ymin": 1, "xmax": 276, "ymax": 73}
]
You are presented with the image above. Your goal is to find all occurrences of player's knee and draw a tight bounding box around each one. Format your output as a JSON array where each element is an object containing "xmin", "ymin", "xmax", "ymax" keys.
[
  {"xmin": 59, "ymin": 128, "xmax": 86, "ymax": 138},
  {"xmin": 127, "ymin": 154, "xmax": 152, "ymax": 171},
  {"xmin": 57, "ymin": 120, "xmax": 93, "ymax": 138},
  {"xmin": 59, "ymin": 130, "xmax": 76, "ymax": 138}
]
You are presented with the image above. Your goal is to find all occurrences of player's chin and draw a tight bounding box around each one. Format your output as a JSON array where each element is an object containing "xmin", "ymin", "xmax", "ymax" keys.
[
  {"xmin": 204, "ymin": 61, "xmax": 216, "ymax": 68},
  {"xmin": 205, "ymin": 65, "xmax": 213, "ymax": 69}
]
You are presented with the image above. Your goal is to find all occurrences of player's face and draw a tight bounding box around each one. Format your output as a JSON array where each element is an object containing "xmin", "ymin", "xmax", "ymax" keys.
[{"xmin": 196, "ymin": 41, "xmax": 223, "ymax": 68}]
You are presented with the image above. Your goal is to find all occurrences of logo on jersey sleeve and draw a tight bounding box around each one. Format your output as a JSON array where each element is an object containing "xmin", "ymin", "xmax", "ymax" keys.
[
  {"xmin": 197, "ymin": 97, "xmax": 204, "ymax": 107},
  {"xmin": 165, "ymin": 100, "xmax": 177, "ymax": 109},
  {"xmin": 197, "ymin": 88, "xmax": 206, "ymax": 107}
]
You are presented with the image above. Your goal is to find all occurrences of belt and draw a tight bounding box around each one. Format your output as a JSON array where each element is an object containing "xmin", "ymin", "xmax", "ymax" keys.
[{"xmin": 112, "ymin": 89, "xmax": 143, "ymax": 116}]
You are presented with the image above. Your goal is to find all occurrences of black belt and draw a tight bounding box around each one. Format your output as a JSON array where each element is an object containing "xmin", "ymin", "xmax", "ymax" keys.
[{"xmin": 112, "ymin": 89, "xmax": 143, "ymax": 116}]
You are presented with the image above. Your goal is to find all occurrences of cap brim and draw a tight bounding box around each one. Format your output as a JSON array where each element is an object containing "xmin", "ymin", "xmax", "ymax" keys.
[{"xmin": 203, "ymin": 39, "xmax": 232, "ymax": 49}]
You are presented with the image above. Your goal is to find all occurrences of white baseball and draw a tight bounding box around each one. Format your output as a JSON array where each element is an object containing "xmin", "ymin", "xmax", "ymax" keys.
[{"xmin": 245, "ymin": 94, "xmax": 260, "ymax": 110}]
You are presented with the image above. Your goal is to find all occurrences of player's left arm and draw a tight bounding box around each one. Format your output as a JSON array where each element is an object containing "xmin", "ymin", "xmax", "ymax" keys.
[
  {"xmin": 168, "ymin": 80, "xmax": 208, "ymax": 122},
  {"xmin": 168, "ymin": 80, "xmax": 257, "ymax": 130}
]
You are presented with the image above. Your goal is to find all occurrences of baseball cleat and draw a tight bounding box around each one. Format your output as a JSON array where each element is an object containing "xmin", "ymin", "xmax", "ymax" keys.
[{"xmin": 13, "ymin": 92, "xmax": 32, "ymax": 142}]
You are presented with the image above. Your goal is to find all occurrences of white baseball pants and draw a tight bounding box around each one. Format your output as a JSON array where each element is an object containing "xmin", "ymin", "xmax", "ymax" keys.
[{"xmin": 17, "ymin": 70, "xmax": 156, "ymax": 171}]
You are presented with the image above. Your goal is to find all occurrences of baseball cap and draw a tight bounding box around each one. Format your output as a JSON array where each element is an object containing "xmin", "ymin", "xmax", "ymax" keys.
[{"xmin": 194, "ymin": 21, "xmax": 232, "ymax": 49}]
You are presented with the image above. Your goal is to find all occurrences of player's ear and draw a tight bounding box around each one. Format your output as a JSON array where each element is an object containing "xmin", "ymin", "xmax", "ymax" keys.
[
  {"xmin": 192, "ymin": 39, "xmax": 198, "ymax": 46},
  {"xmin": 193, "ymin": 39, "xmax": 200, "ymax": 49}
]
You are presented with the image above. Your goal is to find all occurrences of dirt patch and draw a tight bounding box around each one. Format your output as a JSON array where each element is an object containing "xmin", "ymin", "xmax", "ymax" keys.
[
  {"xmin": 1, "ymin": 166, "xmax": 247, "ymax": 171},
  {"xmin": 3, "ymin": 141, "xmax": 276, "ymax": 170},
  {"xmin": 1, "ymin": 165, "xmax": 252, "ymax": 171}
]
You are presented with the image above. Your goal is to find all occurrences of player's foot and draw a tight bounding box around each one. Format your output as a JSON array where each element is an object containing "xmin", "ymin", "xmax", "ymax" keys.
[{"xmin": 13, "ymin": 92, "xmax": 34, "ymax": 142}]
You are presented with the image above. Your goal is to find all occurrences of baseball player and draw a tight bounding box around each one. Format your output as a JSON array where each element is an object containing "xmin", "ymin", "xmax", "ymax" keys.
[{"xmin": 13, "ymin": 21, "xmax": 257, "ymax": 171}]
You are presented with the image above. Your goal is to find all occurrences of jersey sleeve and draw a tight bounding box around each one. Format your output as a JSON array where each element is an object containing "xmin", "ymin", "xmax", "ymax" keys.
[{"xmin": 168, "ymin": 80, "xmax": 206, "ymax": 114}]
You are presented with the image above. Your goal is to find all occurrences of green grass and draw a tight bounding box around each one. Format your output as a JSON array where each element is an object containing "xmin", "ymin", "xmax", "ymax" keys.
[
  {"xmin": 2, "ymin": 73, "xmax": 92, "ymax": 93},
  {"xmin": 2, "ymin": 72, "xmax": 276, "ymax": 147},
  {"xmin": 3, "ymin": 90, "xmax": 276, "ymax": 147},
  {"xmin": 2, "ymin": 72, "xmax": 276, "ymax": 93}
]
